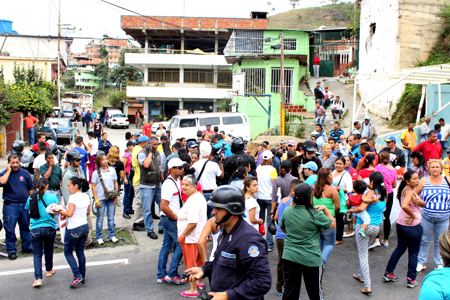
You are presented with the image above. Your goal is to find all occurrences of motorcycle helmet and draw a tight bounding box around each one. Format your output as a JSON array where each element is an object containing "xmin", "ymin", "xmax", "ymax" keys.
[
  {"xmin": 231, "ymin": 137, "xmax": 245, "ymax": 153},
  {"xmin": 302, "ymin": 141, "xmax": 316, "ymax": 152},
  {"xmin": 67, "ymin": 149, "xmax": 82, "ymax": 162},
  {"xmin": 11, "ymin": 140, "xmax": 25, "ymax": 153},
  {"xmin": 208, "ymin": 185, "xmax": 245, "ymax": 215}
]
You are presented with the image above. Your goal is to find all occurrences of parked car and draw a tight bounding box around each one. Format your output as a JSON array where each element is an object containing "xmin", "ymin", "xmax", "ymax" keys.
[
  {"xmin": 106, "ymin": 112, "xmax": 129, "ymax": 128},
  {"xmin": 37, "ymin": 118, "xmax": 72, "ymax": 145},
  {"xmin": 167, "ymin": 112, "xmax": 251, "ymax": 144},
  {"xmin": 62, "ymin": 110, "xmax": 74, "ymax": 120}
]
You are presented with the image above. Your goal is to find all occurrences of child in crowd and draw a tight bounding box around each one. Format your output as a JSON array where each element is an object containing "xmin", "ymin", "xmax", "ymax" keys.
[
  {"xmin": 346, "ymin": 180, "xmax": 373, "ymax": 237},
  {"xmin": 242, "ymin": 177, "xmax": 263, "ymax": 231},
  {"xmin": 411, "ymin": 151, "xmax": 428, "ymax": 179},
  {"xmin": 71, "ymin": 123, "xmax": 80, "ymax": 143},
  {"xmin": 230, "ymin": 166, "xmax": 248, "ymax": 189}
]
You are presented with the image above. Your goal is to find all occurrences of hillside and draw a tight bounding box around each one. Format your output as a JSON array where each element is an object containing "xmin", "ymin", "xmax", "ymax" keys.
[{"xmin": 269, "ymin": 3, "xmax": 354, "ymax": 30}]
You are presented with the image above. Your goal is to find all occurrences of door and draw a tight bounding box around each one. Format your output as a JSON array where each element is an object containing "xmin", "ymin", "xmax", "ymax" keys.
[
  {"xmin": 6, "ymin": 112, "xmax": 21, "ymax": 152},
  {"xmin": 319, "ymin": 60, "xmax": 334, "ymax": 77}
]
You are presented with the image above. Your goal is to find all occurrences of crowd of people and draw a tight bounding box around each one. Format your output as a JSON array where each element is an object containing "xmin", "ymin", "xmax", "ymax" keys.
[{"xmin": 1, "ymin": 115, "xmax": 450, "ymax": 300}]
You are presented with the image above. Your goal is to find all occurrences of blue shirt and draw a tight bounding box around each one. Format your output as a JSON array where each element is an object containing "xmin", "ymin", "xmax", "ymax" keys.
[
  {"xmin": 65, "ymin": 147, "xmax": 88, "ymax": 176},
  {"xmin": 0, "ymin": 168, "xmax": 34, "ymax": 202},
  {"xmin": 419, "ymin": 267, "xmax": 450, "ymax": 300},
  {"xmin": 25, "ymin": 193, "xmax": 59, "ymax": 230},
  {"xmin": 213, "ymin": 140, "xmax": 233, "ymax": 158},
  {"xmin": 273, "ymin": 156, "xmax": 281, "ymax": 176},
  {"xmin": 357, "ymin": 192, "xmax": 386, "ymax": 226},
  {"xmin": 362, "ymin": 123, "xmax": 370, "ymax": 137},
  {"xmin": 305, "ymin": 174, "xmax": 318, "ymax": 186},
  {"xmin": 276, "ymin": 196, "xmax": 293, "ymax": 240},
  {"xmin": 330, "ymin": 129, "xmax": 344, "ymax": 143}
]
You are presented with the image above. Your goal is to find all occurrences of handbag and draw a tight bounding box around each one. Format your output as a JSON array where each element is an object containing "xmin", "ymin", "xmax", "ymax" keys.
[
  {"xmin": 258, "ymin": 223, "xmax": 266, "ymax": 236},
  {"xmin": 97, "ymin": 169, "xmax": 119, "ymax": 200},
  {"xmin": 335, "ymin": 172, "xmax": 348, "ymax": 214}
]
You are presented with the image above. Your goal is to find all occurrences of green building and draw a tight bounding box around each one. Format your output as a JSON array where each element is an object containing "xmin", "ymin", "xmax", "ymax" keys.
[
  {"xmin": 224, "ymin": 29, "xmax": 315, "ymax": 139},
  {"xmin": 75, "ymin": 68, "xmax": 101, "ymax": 89}
]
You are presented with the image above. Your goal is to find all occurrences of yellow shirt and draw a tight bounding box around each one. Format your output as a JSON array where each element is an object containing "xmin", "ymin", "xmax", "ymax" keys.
[
  {"xmin": 401, "ymin": 130, "xmax": 417, "ymax": 150},
  {"xmin": 444, "ymin": 158, "xmax": 450, "ymax": 176},
  {"xmin": 157, "ymin": 144, "xmax": 171, "ymax": 153},
  {"xmin": 132, "ymin": 145, "xmax": 143, "ymax": 186}
]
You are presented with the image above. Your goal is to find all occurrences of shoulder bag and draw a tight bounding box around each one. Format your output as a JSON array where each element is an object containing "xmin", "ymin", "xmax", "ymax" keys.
[
  {"xmin": 97, "ymin": 169, "xmax": 119, "ymax": 200},
  {"xmin": 197, "ymin": 160, "xmax": 209, "ymax": 182},
  {"xmin": 167, "ymin": 177, "xmax": 183, "ymax": 209},
  {"xmin": 29, "ymin": 192, "xmax": 48, "ymax": 219}
]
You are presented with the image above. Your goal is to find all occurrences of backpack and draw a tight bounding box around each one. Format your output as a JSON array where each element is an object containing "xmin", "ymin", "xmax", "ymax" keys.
[{"xmin": 324, "ymin": 98, "xmax": 331, "ymax": 108}]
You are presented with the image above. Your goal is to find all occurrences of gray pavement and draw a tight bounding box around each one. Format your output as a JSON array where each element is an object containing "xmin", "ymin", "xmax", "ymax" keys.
[{"xmin": 0, "ymin": 125, "xmax": 431, "ymax": 299}]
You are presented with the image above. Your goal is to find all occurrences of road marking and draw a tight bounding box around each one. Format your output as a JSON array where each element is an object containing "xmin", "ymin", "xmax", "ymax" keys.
[{"xmin": 0, "ymin": 258, "xmax": 129, "ymax": 277}]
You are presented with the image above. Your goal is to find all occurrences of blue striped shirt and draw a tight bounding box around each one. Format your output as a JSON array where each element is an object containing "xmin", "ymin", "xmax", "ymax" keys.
[{"xmin": 421, "ymin": 177, "xmax": 450, "ymax": 218}]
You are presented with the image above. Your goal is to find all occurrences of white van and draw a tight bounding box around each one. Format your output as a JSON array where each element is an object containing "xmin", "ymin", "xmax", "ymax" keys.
[{"xmin": 167, "ymin": 112, "xmax": 251, "ymax": 144}]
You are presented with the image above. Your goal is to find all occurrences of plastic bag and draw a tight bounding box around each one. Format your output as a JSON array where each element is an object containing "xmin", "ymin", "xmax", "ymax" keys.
[{"xmin": 258, "ymin": 223, "xmax": 266, "ymax": 236}]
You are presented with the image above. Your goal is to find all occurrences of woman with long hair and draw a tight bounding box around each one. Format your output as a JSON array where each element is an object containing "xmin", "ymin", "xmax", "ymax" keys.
[
  {"xmin": 122, "ymin": 141, "xmax": 135, "ymax": 219},
  {"xmin": 358, "ymin": 154, "xmax": 376, "ymax": 184},
  {"xmin": 91, "ymin": 152, "xmax": 119, "ymax": 245},
  {"xmin": 230, "ymin": 166, "xmax": 248, "ymax": 189},
  {"xmin": 279, "ymin": 183, "xmax": 335, "ymax": 299},
  {"xmin": 190, "ymin": 151, "xmax": 200, "ymax": 165},
  {"xmin": 348, "ymin": 171, "xmax": 387, "ymax": 294},
  {"xmin": 107, "ymin": 146, "xmax": 125, "ymax": 192},
  {"xmin": 295, "ymin": 142, "xmax": 303, "ymax": 156},
  {"xmin": 25, "ymin": 177, "xmax": 59, "ymax": 287},
  {"xmin": 313, "ymin": 167, "xmax": 340, "ymax": 266},
  {"xmin": 59, "ymin": 177, "xmax": 90, "ymax": 288},
  {"xmin": 242, "ymin": 177, "xmax": 263, "ymax": 230},
  {"xmin": 332, "ymin": 157, "xmax": 353, "ymax": 245},
  {"xmin": 372, "ymin": 151, "xmax": 398, "ymax": 248},
  {"xmin": 410, "ymin": 151, "xmax": 428, "ymax": 179},
  {"xmin": 414, "ymin": 159, "xmax": 450, "ymax": 271},
  {"xmin": 383, "ymin": 170, "xmax": 424, "ymax": 288}
]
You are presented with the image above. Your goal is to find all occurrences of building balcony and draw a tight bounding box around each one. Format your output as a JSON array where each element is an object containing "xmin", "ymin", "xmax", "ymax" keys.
[
  {"xmin": 126, "ymin": 84, "xmax": 231, "ymax": 99},
  {"xmin": 125, "ymin": 53, "xmax": 231, "ymax": 70}
]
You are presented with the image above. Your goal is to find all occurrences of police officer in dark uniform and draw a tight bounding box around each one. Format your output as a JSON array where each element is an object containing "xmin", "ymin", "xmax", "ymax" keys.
[
  {"xmin": 290, "ymin": 141, "xmax": 322, "ymax": 179},
  {"xmin": 186, "ymin": 185, "xmax": 271, "ymax": 300},
  {"xmin": 223, "ymin": 137, "xmax": 256, "ymax": 183}
]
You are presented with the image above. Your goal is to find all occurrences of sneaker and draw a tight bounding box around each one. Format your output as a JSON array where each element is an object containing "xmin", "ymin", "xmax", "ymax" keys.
[
  {"xmin": 157, "ymin": 277, "xmax": 169, "ymax": 284},
  {"xmin": 406, "ymin": 277, "xmax": 419, "ymax": 288},
  {"xmin": 97, "ymin": 239, "xmax": 104, "ymax": 245},
  {"xmin": 196, "ymin": 281, "xmax": 205, "ymax": 289},
  {"xmin": 70, "ymin": 277, "xmax": 84, "ymax": 288},
  {"xmin": 381, "ymin": 241, "xmax": 389, "ymax": 247},
  {"xmin": 368, "ymin": 241, "xmax": 381, "ymax": 250},
  {"xmin": 268, "ymin": 247, "xmax": 274, "ymax": 252},
  {"xmin": 46, "ymin": 269, "xmax": 55, "ymax": 277},
  {"xmin": 167, "ymin": 276, "xmax": 185, "ymax": 285},
  {"xmin": 436, "ymin": 265, "xmax": 444, "ymax": 269},
  {"xmin": 110, "ymin": 236, "xmax": 119, "ymax": 243},
  {"xmin": 383, "ymin": 272, "xmax": 399, "ymax": 282},
  {"xmin": 358, "ymin": 228, "xmax": 366, "ymax": 238},
  {"xmin": 181, "ymin": 291, "xmax": 199, "ymax": 298},
  {"xmin": 277, "ymin": 291, "xmax": 283, "ymax": 297},
  {"xmin": 417, "ymin": 264, "xmax": 426, "ymax": 272},
  {"xmin": 33, "ymin": 279, "xmax": 42, "ymax": 288},
  {"xmin": 343, "ymin": 231, "xmax": 355, "ymax": 238}
]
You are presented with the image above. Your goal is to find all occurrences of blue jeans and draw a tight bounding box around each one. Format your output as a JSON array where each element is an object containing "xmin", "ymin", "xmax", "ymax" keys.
[
  {"xmin": 418, "ymin": 213, "xmax": 449, "ymax": 267},
  {"xmin": 316, "ymin": 115, "xmax": 326, "ymax": 126},
  {"xmin": 441, "ymin": 141, "xmax": 449, "ymax": 158},
  {"xmin": 257, "ymin": 199, "xmax": 274, "ymax": 249},
  {"xmin": 64, "ymin": 223, "xmax": 89, "ymax": 279},
  {"xmin": 27, "ymin": 127, "xmax": 35, "ymax": 145},
  {"xmin": 50, "ymin": 128, "xmax": 57, "ymax": 142},
  {"xmin": 96, "ymin": 199, "xmax": 116, "ymax": 240},
  {"xmin": 204, "ymin": 193, "xmax": 213, "ymax": 220},
  {"xmin": 31, "ymin": 227, "xmax": 56, "ymax": 280},
  {"xmin": 140, "ymin": 186, "xmax": 163, "ymax": 232},
  {"xmin": 319, "ymin": 227, "xmax": 336, "ymax": 266},
  {"xmin": 2, "ymin": 202, "xmax": 32, "ymax": 254},
  {"xmin": 403, "ymin": 149, "xmax": 412, "ymax": 169},
  {"xmin": 123, "ymin": 174, "xmax": 134, "ymax": 214},
  {"xmin": 386, "ymin": 223, "xmax": 423, "ymax": 280},
  {"xmin": 157, "ymin": 216, "xmax": 183, "ymax": 279}
]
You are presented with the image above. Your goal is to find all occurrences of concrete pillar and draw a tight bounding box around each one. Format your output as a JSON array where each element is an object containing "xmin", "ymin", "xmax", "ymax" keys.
[
  {"xmin": 181, "ymin": 32, "xmax": 185, "ymax": 54},
  {"xmin": 145, "ymin": 37, "xmax": 148, "ymax": 54},
  {"xmin": 180, "ymin": 66, "xmax": 184, "ymax": 84},
  {"xmin": 215, "ymin": 35, "xmax": 218, "ymax": 55},
  {"xmin": 144, "ymin": 67, "xmax": 148, "ymax": 84},
  {"xmin": 213, "ymin": 67, "xmax": 218, "ymax": 86},
  {"xmin": 179, "ymin": 98, "xmax": 183, "ymax": 109}
]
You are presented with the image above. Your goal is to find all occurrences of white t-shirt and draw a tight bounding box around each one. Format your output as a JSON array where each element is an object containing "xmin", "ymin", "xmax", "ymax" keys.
[
  {"xmin": 243, "ymin": 196, "xmax": 260, "ymax": 231},
  {"xmin": 177, "ymin": 192, "xmax": 207, "ymax": 244},
  {"xmin": 67, "ymin": 192, "xmax": 90, "ymax": 229},
  {"xmin": 193, "ymin": 159, "xmax": 222, "ymax": 191},
  {"xmin": 332, "ymin": 171, "xmax": 353, "ymax": 198},
  {"xmin": 256, "ymin": 165, "xmax": 278, "ymax": 200},
  {"xmin": 91, "ymin": 167, "xmax": 117, "ymax": 200},
  {"xmin": 230, "ymin": 179, "xmax": 244, "ymax": 190},
  {"xmin": 160, "ymin": 175, "xmax": 181, "ymax": 217},
  {"xmin": 156, "ymin": 129, "xmax": 166, "ymax": 140},
  {"xmin": 33, "ymin": 153, "xmax": 59, "ymax": 169},
  {"xmin": 88, "ymin": 138, "xmax": 99, "ymax": 155},
  {"xmin": 47, "ymin": 118, "xmax": 58, "ymax": 129},
  {"xmin": 441, "ymin": 123, "xmax": 450, "ymax": 140}
]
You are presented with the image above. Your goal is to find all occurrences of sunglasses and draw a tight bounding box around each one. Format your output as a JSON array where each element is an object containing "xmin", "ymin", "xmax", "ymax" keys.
[
  {"xmin": 386, "ymin": 141, "xmax": 393, "ymax": 144},
  {"xmin": 281, "ymin": 143, "xmax": 286, "ymax": 145},
  {"xmin": 74, "ymin": 158, "xmax": 81, "ymax": 162},
  {"xmin": 173, "ymin": 166, "xmax": 184, "ymax": 170},
  {"xmin": 306, "ymin": 151, "xmax": 315, "ymax": 154}
]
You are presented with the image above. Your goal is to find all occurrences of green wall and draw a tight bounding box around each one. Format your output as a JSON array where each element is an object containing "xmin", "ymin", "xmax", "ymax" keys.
[
  {"xmin": 263, "ymin": 30, "xmax": 309, "ymax": 56},
  {"xmin": 75, "ymin": 71, "xmax": 100, "ymax": 88}
]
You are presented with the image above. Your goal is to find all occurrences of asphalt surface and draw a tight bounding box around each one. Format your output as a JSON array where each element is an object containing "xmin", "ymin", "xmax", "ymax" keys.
[{"xmin": 0, "ymin": 126, "xmax": 434, "ymax": 300}]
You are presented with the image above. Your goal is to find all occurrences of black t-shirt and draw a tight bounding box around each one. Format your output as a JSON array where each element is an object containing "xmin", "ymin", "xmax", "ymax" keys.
[
  {"xmin": 112, "ymin": 160, "xmax": 124, "ymax": 183},
  {"xmin": 93, "ymin": 122, "xmax": 102, "ymax": 136}
]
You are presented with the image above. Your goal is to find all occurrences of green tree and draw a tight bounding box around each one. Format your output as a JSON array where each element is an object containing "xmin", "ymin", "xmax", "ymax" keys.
[
  {"xmin": 108, "ymin": 90, "xmax": 130, "ymax": 107},
  {"xmin": 62, "ymin": 70, "xmax": 76, "ymax": 89},
  {"xmin": 99, "ymin": 46, "xmax": 108, "ymax": 59},
  {"xmin": 94, "ymin": 62, "xmax": 110, "ymax": 90},
  {"xmin": 110, "ymin": 65, "xmax": 143, "ymax": 90},
  {"xmin": 346, "ymin": 8, "xmax": 360, "ymax": 37}
]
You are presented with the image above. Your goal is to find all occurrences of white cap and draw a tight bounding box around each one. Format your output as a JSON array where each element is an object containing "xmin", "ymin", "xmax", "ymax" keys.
[
  {"xmin": 168, "ymin": 158, "xmax": 184, "ymax": 169},
  {"xmin": 262, "ymin": 150, "xmax": 274, "ymax": 160}
]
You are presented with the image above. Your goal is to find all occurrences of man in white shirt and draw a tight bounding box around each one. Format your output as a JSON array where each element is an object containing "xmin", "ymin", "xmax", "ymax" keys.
[
  {"xmin": 331, "ymin": 96, "xmax": 345, "ymax": 119},
  {"xmin": 419, "ymin": 117, "xmax": 431, "ymax": 141},
  {"xmin": 47, "ymin": 113, "xmax": 59, "ymax": 142},
  {"xmin": 193, "ymin": 142, "xmax": 224, "ymax": 219},
  {"xmin": 439, "ymin": 118, "xmax": 450, "ymax": 154},
  {"xmin": 33, "ymin": 142, "xmax": 59, "ymax": 179},
  {"xmin": 157, "ymin": 158, "xmax": 184, "ymax": 284}
]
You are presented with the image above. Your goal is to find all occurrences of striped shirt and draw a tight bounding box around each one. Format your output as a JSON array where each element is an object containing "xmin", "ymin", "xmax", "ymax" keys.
[{"xmin": 421, "ymin": 177, "xmax": 450, "ymax": 218}]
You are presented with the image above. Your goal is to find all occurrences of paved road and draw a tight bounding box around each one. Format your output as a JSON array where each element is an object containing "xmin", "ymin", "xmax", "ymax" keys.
[{"xmin": 0, "ymin": 126, "xmax": 432, "ymax": 299}]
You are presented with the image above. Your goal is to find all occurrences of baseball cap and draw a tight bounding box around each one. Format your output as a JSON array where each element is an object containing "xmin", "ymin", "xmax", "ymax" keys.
[
  {"xmin": 138, "ymin": 135, "xmax": 149, "ymax": 143},
  {"xmin": 187, "ymin": 141, "xmax": 198, "ymax": 148},
  {"xmin": 364, "ymin": 116, "xmax": 370, "ymax": 120},
  {"xmin": 385, "ymin": 136, "xmax": 397, "ymax": 143},
  {"xmin": 126, "ymin": 141, "xmax": 135, "ymax": 147},
  {"xmin": 135, "ymin": 131, "xmax": 141, "ymax": 136},
  {"xmin": 206, "ymin": 123, "xmax": 211, "ymax": 126},
  {"xmin": 168, "ymin": 158, "xmax": 184, "ymax": 169},
  {"xmin": 281, "ymin": 160, "xmax": 292, "ymax": 169},
  {"xmin": 262, "ymin": 150, "xmax": 274, "ymax": 160},
  {"xmin": 301, "ymin": 161, "xmax": 318, "ymax": 172},
  {"xmin": 287, "ymin": 140, "xmax": 296, "ymax": 146}
]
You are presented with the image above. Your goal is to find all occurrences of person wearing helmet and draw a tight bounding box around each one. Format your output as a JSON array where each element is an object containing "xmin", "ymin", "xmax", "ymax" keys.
[
  {"xmin": 290, "ymin": 141, "xmax": 322, "ymax": 179},
  {"xmin": 185, "ymin": 185, "xmax": 271, "ymax": 299},
  {"xmin": 223, "ymin": 137, "xmax": 256, "ymax": 184}
]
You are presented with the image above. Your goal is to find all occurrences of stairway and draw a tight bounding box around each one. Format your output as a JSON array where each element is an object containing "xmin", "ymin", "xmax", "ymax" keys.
[{"xmin": 285, "ymin": 104, "xmax": 315, "ymax": 118}]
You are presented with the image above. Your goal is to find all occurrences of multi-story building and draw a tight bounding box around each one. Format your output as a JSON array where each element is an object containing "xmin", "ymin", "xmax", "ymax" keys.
[
  {"xmin": 121, "ymin": 13, "xmax": 268, "ymax": 122},
  {"xmin": 74, "ymin": 67, "xmax": 101, "ymax": 89}
]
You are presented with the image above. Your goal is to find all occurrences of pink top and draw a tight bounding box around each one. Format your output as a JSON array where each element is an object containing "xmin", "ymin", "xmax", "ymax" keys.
[
  {"xmin": 375, "ymin": 165, "xmax": 397, "ymax": 194},
  {"xmin": 397, "ymin": 188, "xmax": 422, "ymax": 227},
  {"xmin": 123, "ymin": 152, "xmax": 133, "ymax": 174}
]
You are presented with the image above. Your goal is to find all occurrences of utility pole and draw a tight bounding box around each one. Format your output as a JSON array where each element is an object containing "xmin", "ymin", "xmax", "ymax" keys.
[
  {"xmin": 57, "ymin": 0, "xmax": 61, "ymax": 115},
  {"xmin": 280, "ymin": 32, "xmax": 285, "ymax": 136}
]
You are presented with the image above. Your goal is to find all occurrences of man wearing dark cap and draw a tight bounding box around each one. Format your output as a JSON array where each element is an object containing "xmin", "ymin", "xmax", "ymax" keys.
[
  {"xmin": 202, "ymin": 123, "xmax": 214, "ymax": 137},
  {"xmin": 187, "ymin": 141, "xmax": 198, "ymax": 155},
  {"xmin": 290, "ymin": 141, "xmax": 322, "ymax": 179},
  {"xmin": 270, "ymin": 160, "xmax": 296, "ymax": 217}
]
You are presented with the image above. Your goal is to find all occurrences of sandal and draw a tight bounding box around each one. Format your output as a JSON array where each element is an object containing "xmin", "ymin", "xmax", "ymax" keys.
[
  {"xmin": 33, "ymin": 279, "xmax": 42, "ymax": 288},
  {"xmin": 353, "ymin": 274, "xmax": 365, "ymax": 283},
  {"xmin": 361, "ymin": 287, "xmax": 372, "ymax": 294},
  {"xmin": 335, "ymin": 241, "xmax": 343, "ymax": 245},
  {"xmin": 46, "ymin": 269, "xmax": 55, "ymax": 277}
]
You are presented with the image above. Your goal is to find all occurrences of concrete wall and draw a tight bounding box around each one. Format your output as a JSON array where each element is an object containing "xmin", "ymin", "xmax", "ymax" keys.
[
  {"xmin": 375, "ymin": 126, "xmax": 421, "ymax": 152},
  {"xmin": 427, "ymin": 84, "xmax": 450, "ymax": 125},
  {"xmin": 0, "ymin": 57, "xmax": 57, "ymax": 83}
]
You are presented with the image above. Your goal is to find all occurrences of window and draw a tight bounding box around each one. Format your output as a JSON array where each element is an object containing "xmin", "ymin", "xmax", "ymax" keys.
[
  {"xmin": 243, "ymin": 68, "xmax": 265, "ymax": 95},
  {"xmin": 180, "ymin": 119, "xmax": 197, "ymax": 128},
  {"xmin": 234, "ymin": 30, "xmax": 264, "ymax": 54},
  {"xmin": 284, "ymin": 38, "xmax": 297, "ymax": 51},
  {"xmin": 184, "ymin": 69, "xmax": 214, "ymax": 84},
  {"xmin": 217, "ymin": 70, "xmax": 232, "ymax": 88},
  {"xmin": 199, "ymin": 117, "xmax": 220, "ymax": 126},
  {"xmin": 370, "ymin": 23, "xmax": 376, "ymax": 36},
  {"xmin": 271, "ymin": 68, "xmax": 294, "ymax": 104},
  {"xmin": 223, "ymin": 116, "xmax": 243, "ymax": 125},
  {"xmin": 148, "ymin": 69, "xmax": 179, "ymax": 83}
]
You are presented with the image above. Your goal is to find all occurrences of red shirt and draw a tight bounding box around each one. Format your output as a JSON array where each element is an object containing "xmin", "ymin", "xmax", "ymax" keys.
[
  {"xmin": 313, "ymin": 57, "xmax": 320, "ymax": 65},
  {"xmin": 202, "ymin": 130, "xmax": 214, "ymax": 136},
  {"xmin": 32, "ymin": 142, "xmax": 49, "ymax": 152},
  {"xmin": 413, "ymin": 140, "xmax": 443, "ymax": 165},
  {"xmin": 347, "ymin": 167, "xmax": 358, "ymax": 180},
  {"xmin": 359, "ymin": 168, "xmax": 375, "ymax": 180},
  {"xmin": 24, "ymin": 116, "xmax": 38, "ymax": 129},
  {"xmin": 349, "ymin": 193, "xmax": 363, "ymax": 207},
  {"xmin": 142, "ymin": 125, "xmax": 152, "ymax": 137}
]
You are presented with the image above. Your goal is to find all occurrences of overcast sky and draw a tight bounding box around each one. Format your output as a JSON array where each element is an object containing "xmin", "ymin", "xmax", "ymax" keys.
[{"xmin": 2, "ymin": 0, "xmax": 345, "ymax": 52}]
